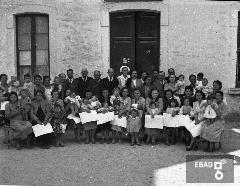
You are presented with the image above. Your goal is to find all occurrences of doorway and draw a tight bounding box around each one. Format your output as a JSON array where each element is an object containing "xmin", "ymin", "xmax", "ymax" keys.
[{"xmin": 110, "ymin": 11, "xmax": 160, "ymax": 76}]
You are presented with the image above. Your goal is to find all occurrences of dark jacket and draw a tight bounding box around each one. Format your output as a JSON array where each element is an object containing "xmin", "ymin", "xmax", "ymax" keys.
[{"xmin": 100, "ymin": 76, "xmax": 119, "ymax": 94}]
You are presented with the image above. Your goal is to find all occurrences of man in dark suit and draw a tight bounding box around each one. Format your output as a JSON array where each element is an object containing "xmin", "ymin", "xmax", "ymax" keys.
[
  {"xmin": 62, "ymin": 69, "xmax": 78, "ymax": 99},
  {"xmin": 100, "ymin": 68, "xmax": 119, "ymax": 94},
  {"xmin": 76, "ymin": 68, "xmax": 93, "ymax": 98},
  {"xmin": 88, "ymin": 70, "xmax": 102, "ymax": 99},
  {"xmin": 126, "ymin": 70, "xmax": 143, "ymax": 96}
]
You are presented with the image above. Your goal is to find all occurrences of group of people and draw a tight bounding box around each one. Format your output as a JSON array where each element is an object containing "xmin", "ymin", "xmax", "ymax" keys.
[{"xmin": 0, "ymin": 66, "xmax": 227, "ymax": 152}]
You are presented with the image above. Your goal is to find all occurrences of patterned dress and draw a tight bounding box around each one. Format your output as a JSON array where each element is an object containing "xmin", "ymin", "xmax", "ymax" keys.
[
  {"xmin": 49, "ymin": 110, "xmax": 67, "ymax": 134},
  {"xmin": 127, "ymin": 116, "xmax": 142, "ymax": 133}
]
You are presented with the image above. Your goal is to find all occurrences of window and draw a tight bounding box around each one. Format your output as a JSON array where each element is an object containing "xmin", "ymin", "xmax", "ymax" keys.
[
  {"xmin": 237, "ymin": 12, "xmax": 240, "ymax": 88},
  {"xmin": 16, "ymin": 14, "xmax": 49, "ymax": 81}
]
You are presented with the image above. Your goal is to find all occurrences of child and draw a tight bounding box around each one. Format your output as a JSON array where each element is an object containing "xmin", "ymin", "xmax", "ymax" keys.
[
  {"xmin": 97, "ymin": 102, "xmax": 113, "ymax": 144},
  {"xmin": 9, "ymin": 76, "xmax": 20, "ymax": 95},
  {"xmin": 111, "ymin": 87, "xmax": 131, "ymax": 144},
  {"xmin": 23, "ymin": 73, "xmax": 34, "ymax": 99},
  {"xmin": 145, "ymin": 101, "xmax": 161, "ymax": 145},
  {"xmin": 175, "ymin": 74, "xmax": 186, "ymax": 98},
  {"xmin": 165, "ymin": 98, "xmax": 180, "ymax": 145},
  {"xmin": 127, "ymin": 108, "xmax": 142, "ymax": 146},
  {"xmin": 179, "ymin": 97, "xmax": 193, "ymax": 145},
  {"xmin": 89, "ymin": 96, "xmax": 101, "ymax": 110},
  {"xmin": 65, "ymin": 92, "xmax": 82, "ymax": 115},
  {"xmin": 46, "ymin": 103, "xmax": 67, "ymax": 147},
  {"xmin": 19, "ymin": 89, "xmax": 32, "ymax": 120},
  {"xmin": 196, "ymin": 72, "xmax": 204, "ymax": 89},
  {"xmin": 180, "ymin": 86, "xmax": 196, "ymax": 107},
  {"xmin": 201, "ymin": 78, "xmax": 213, "ymax": 98},
  {"xmin": 81, "ymin": 90, "xmax": 98, "ymax": 144}
]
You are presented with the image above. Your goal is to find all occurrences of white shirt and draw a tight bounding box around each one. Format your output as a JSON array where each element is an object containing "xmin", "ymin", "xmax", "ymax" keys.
[{"xmin": 132, "ymin": 79, "xmax": 137, "ymax": 87}]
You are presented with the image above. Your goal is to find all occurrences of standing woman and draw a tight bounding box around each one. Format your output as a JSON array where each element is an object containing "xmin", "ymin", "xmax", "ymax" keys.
[
  {"xmin": 43, "ymin": 76, "xmax": 53, "ymax": 102},
  {"xmin": 145, "ymin": 88, "xmax": 164, "ymax": 145},
  {"xmin": 32, "ymin": 90, "xmax": 52, "ymax": 149},
  {"xmin": 201, "ymin": 91, "xmax": 227, "ymax": 152},
  {"xmin": 142, "ymin": 76, "xmax": 153, "ymax": 98},
  {"xmin": 117, "ymin": 66, "xmax": 130, "ymax": 89},
  {"xmin": 164, "ymin": 74, "xmax": 177, "ymax": 92},
  {"xmin": 5, "ymin": 92, "xmax": 40, "ymax": 149}
]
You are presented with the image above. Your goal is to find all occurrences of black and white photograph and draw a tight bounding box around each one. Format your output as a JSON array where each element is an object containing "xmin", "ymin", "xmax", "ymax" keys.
[{"xmin": 0, "ymin": 0, "xmax": 240, "ymax": 185}]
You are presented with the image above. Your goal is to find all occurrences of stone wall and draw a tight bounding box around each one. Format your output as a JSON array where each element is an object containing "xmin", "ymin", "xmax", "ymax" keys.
[{"xmin": 0, "ymin": 0, "xmax": 239, "ymax": 92}]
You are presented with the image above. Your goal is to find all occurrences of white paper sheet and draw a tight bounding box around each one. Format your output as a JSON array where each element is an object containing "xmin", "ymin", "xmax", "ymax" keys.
[
  {"xmin": 111, "ymin": 115, "xmax": 127, "ymax": 128},
  {"xmin": 79, "ymin": 110, "xmax": 98, "ymax": 124},
  {"xmin": 97, "ymin": 112, "xmax": 115, "ymax": 125},
  {"xmin": 67, "ymin": 114, "xmax": 81, "ymax": 124},
  {"xmin": 0, "ymin": 101, "xmax": 9, "ymax": 110},
  {"xmin": 145, "ymin": 115, "xmax": 164, "ymax": 129},
  {"xmin": 32, "ymin": 123, "xmax": 54, "ymax": 137}
]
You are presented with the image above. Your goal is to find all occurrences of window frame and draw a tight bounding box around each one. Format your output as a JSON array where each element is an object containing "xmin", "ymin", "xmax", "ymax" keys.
[{"xmin": 16, "ymin": 13, "xmax": 50, "ymax": 80}]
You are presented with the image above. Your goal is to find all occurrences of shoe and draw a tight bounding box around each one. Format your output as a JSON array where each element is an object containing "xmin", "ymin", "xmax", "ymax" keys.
[
  {"xmin": 137, "ymin": 142, "xmax": 141, "ymax": 146},
  {"xmin": 45, "ymin": 145, "xmax": 50, "ymax": 149},
  {"xmin": 59, "ymin": 144, "xmax": 64, "ymax": 147},
  {"xmin": 186, "ymin": 146, "xmax": 193, "ymax": 151},
  {"xmin": 131, "ymin": 142, "xmax": 134, "ymax": 146}
]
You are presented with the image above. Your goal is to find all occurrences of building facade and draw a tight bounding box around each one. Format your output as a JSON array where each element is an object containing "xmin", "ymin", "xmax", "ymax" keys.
[{"xmin": 0, "ymin": 0, "xmax": 239, "ymax": 92}]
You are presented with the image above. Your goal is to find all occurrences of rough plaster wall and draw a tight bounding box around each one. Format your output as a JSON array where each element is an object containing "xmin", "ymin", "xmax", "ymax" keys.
[
  {"xmin": 162, "ymin": 1, "xmax": 236, "ymax": 91},
  {"xmin": 0, "ymin": 0, "xmax": 238, "ymax": 92}
]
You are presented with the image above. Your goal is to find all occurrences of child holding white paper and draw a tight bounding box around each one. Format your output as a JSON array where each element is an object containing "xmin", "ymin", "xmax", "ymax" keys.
[
  {"xmin": 179, "ymin": 97, "xmax": 193, "ymax": 145},
  {"xmin": 81, "ymin": 90, "xmax": 98, "ymax": 144},
  {"xmin": 127, "ymin": 108, "xmax": 142, "ymax": 146},
  {"xmin": 145, "ymin": 101, "xmax": 161, "ymax": 145},
  {"xmin": 111, "ymin": 87, "xmax": 131, "ymax": 144},
  {"xmin": 165, "ymin": 98, "xmax": 180, "ymax": 145}
]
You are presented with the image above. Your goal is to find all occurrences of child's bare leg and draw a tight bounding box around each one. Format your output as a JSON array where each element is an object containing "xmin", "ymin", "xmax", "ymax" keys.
[
  {"xmin": 91, "ymin": 129, "xmax": 96, "ymax": 144},
  {"xmin": 135, "ymin": 132, "xmax": 140, "ymax": 145},
  {"xmin": 112, "ymin": 130, "xmax": 116, "ymax": 144},
  {"xmin": 56, "ymin": 134, "xmax": 60, "ymax": 147},
  {"xmin": 59, "ymin": 134, "xmax": 64, "ymax": 147},
  {"xmin": 118, "ymin": 131, "xmax": 122, "ymax": 143},
  {"xmin": 130, "ymin": 132, "xmax": 134, "ymax": 145},
  {"xmin": 85, "ymin": 130, "xmax": 90, "ymax": 144}
]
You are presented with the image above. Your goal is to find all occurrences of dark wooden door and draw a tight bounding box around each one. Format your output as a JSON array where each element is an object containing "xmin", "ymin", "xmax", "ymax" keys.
[
  {"xmin": 110, "ymin": 12, "xmax": 135, "ymax": 75},
  {"xmin": 110, "ymin": 11, "xmax": 160, "ymax": 75},
  {"xmin": 136, "ymin": 12, "xmax": 160, "ymax": 73}
]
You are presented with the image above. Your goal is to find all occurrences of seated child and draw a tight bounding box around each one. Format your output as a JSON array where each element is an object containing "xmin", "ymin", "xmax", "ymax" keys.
[
  {"xmin": 65, "ymin": 92, "xmax": 82, "ymax": 115},
  {"xmin": 9, "ymin": 76, "xmax": 20, "ymax": 95},
  {"xmin": 127, "ymin": 108, "xmax": 142, "ymax": 146},
  {"xmin": 19, "ymin": 89, "xmax": 32, "ymax": 120},
  {"xmin": 196, "ymin": 72, "xmax": 204, "ymax": 89},
  {"xmin": 145, "ymin": 101, "xmax": 161, "ymax": 145},
  {"xmin": 89, "ymin": 96, "xmax": 101, "ymax": 110}
]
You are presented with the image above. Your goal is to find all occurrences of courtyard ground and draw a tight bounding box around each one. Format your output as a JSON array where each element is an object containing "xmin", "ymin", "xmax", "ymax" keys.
[{"xmin": 0, "ymin": 95, "xmax": 239, "ymax": 186}]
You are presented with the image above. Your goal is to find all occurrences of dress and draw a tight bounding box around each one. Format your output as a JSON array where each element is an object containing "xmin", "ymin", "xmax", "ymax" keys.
[
  {"xmin": 127, "ymin": 116, "xmax": 141, "ymax": 133},
  {"xmin": 111, "ymin": 97, "xmax": 131, "ymax": 132},
  {"xmin": 131, "ymin": 97, "xmax": 145, "ymax": 118},
  {"xmin": 201, "ymin": 102, "xmax": 226, "ymax": 142},
  {"xmin": 50, "ymin": 110, "xmax": 67, "ymax": 134},
  {"xmin": 5, "ymin": 102, "xmax": 33, "ymax": 140}
]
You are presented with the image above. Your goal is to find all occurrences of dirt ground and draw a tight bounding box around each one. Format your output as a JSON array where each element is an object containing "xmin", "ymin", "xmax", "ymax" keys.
[{"xmin": 0, "ymin": 128, "xmax": 237, "ymax": 186}]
